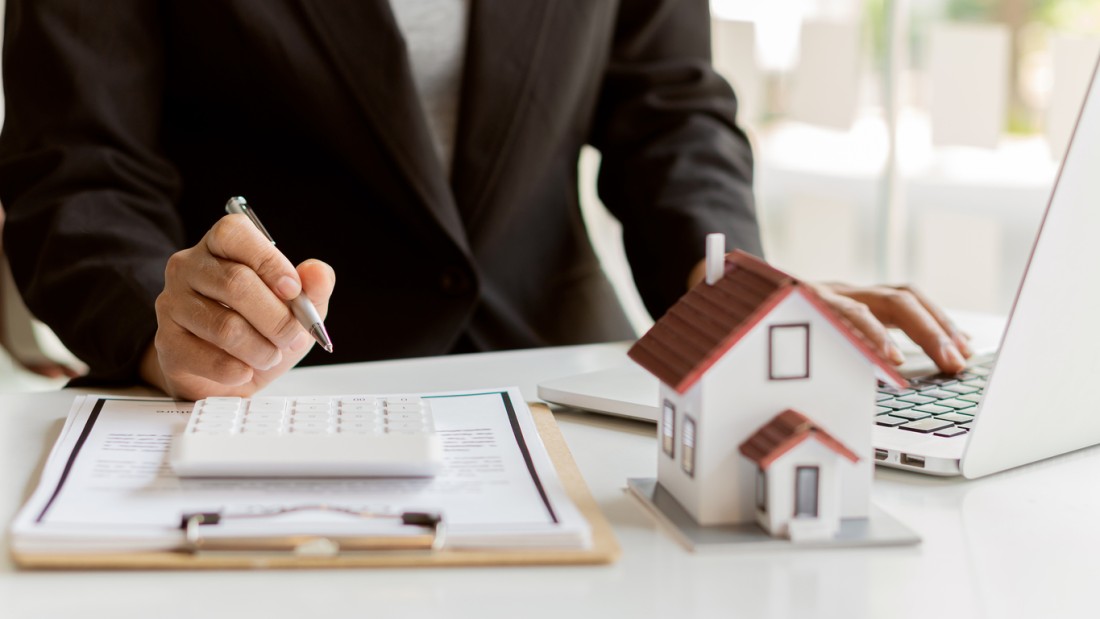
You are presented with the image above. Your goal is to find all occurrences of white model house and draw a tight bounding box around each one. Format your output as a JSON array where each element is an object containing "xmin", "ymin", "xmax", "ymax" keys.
[
  {"xmin": 739, "ymin": 409, "xmax": 859, "ymax": 540},
  {"xmin": 628, "ymin": 235, "xmax": 906, "ymax": 533}
]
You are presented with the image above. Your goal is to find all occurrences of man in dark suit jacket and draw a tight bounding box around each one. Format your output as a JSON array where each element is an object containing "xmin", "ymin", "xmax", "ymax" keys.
[{"xmin": 0, "ymin": 1, "xmax": 971, "ymax": 399}]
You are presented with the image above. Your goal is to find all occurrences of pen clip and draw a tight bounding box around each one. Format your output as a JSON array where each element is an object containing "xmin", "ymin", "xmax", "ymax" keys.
[{"xmin": 225, "ymin": 196, "xmax": 276, "ymax": 245}]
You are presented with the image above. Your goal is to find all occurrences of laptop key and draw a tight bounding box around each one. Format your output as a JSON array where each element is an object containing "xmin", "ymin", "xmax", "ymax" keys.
[
  {"xmin": 900, "ymin": 418, "xmax": 955, "ymax": 433},
  {"xmin": 934, "ymin": 427, "xmax": 968, "ymax": 438},
  {"xmin": 958, "ymin": 393, "xmax": 983, "ymax": 403},
  {"xmin": 962, "ymin": 378, "xmax": 988, "ymax": 388},
  {"xmin": 878, "ymin": 399, "xmax": 915, "ymax": 410},
  {"xmin": 913, "ymin": 404, "xmax": 954, "ymax": 415},
  {"xmin": 943, "ymin": 384, "xmax": 981, "ymax": 395},
  {"xmin": 937, "ymin": 398, "xmax": 977, "ymax": 410},
  {"xmin": 878, "ymin": 385, "xmax": 916, "ymax": 397},
  {"xmin": 937, "ymin": 412, "xmax": 975, "ymax": 424},
  {"xmin": 876, "ymin": 393, "xmax": 892, "ymax": 402},
  {"xmin": 912, "ymin": 375, "xmax": 958, "ymax": 387},
  {"xmin": 876, "ymin": 406, "xmax": 893, "ymax": 415},
  {"xmin": 957, "ymin": 422, "xmax": 975, "ymax": 430},
  {"xmin": 876, "ymin": 415, "xmax": 909, "ymax": 427},
  {"xmin": 893, "ymin": 409, "xmax": 932, "ymax": 421},
  {"xmin": 898, "ymin": 394, "xmax": 936, "ymax": 405},
  {"xmin": 918, "ymin": 388, "xmax": 957, "ymax": 399}
]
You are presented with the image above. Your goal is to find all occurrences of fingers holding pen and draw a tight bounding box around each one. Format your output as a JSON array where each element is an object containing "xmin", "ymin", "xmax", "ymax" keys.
[{"xmin": 205, "ymin": 214, "xmax": 303, "ymax": 302}]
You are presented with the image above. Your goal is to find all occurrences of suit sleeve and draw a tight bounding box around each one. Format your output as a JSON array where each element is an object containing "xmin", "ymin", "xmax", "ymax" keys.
[
  {"xmin": 590, "ymin": 0, "xmax": 762, "ymax": 319},
  {"xmin": 0, "ymin": 0, "xmax": 184, "ymax": 382}
]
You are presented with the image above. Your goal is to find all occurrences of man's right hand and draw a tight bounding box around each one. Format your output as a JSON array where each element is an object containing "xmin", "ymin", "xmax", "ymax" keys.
[{"xmin": 140, "ymin": 214, "xmax": 336, "ymax": 400}]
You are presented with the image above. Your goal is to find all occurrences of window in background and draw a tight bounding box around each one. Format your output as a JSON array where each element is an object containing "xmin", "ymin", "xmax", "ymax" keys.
[
  {"xmin": 581, "ymin": 1, "xmax": 1100, "ymax": 333},
  {"xmin": 705, "ymin": 0, "xmax": 1100, "ymax": 318}
]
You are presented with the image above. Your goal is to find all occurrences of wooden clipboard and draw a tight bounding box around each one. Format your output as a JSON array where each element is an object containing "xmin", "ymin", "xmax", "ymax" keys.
[{"xmin": 13, "ymin": 404, "xmax": 619, "ymax": 570}]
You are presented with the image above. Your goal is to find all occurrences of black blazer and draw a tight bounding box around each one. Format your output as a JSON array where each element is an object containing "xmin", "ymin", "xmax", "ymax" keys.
[{"xmin": 0, "ymin": 0, "xmax": 761, "ymax": 382}]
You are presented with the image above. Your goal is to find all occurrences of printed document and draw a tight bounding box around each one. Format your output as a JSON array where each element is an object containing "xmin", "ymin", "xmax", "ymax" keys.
[{"xmin": 11, "ymin": 388, "xmax": 589, "ymax": 553}]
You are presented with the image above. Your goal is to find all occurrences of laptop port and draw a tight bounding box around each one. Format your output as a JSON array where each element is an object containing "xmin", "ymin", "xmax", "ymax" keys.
[
  {"xmin": 874, "ymin": 449, "xmax": 889, "ymax": 461},
  {"xmin": 900, "ymin": 454, "xmax": 925, "ymax": 468}
]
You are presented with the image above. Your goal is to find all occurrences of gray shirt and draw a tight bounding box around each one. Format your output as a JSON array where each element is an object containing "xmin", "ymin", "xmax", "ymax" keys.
[{"xmin": 389, "ymin": 0, "xmax": 470, "ymax": 176}]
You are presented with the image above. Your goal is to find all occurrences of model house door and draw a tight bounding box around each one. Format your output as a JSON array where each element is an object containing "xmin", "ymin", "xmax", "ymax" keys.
[{"xmin": 794, "ymin": 466, "xmax": 820, "ymax": 517}]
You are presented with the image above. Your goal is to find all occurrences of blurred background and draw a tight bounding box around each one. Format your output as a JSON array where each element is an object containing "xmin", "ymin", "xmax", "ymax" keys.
[
  {"xmin": 2, "ymin": 0, "xmax": 1100, "ymax": 390},
  {"xmin": 585, "ymin": 0, "xmax": 1100, "ymax": 335}
]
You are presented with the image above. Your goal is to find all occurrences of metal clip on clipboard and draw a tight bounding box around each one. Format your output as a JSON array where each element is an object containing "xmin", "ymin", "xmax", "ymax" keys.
[{"xmin": 180, "ymin": 506, "xmax": 445, "ymax": 556}]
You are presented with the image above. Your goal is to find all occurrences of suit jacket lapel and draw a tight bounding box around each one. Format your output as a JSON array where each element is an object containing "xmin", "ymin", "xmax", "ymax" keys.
[
  {"xmin": 451, "ymin": 1, "xmax": 555, "ymax": 226},
  {"xmin": 299, "ymin": 0, "xmax": 469, "ymax": 252}
]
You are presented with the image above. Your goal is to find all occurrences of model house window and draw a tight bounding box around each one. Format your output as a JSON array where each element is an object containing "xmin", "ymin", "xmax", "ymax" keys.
[
  {"xmin": 769, "ymin": 323, "xmax": 810, "ymax": 380},
  {"xmin": 756, "ymin": 468, "xmax": 767, "ymax": 512},
  {"xmin": 681, "ymin": 415, "xmax": 696, "ymax": 477},
  {"xmin": 661, "ymin": 400, "xmax": 676, "ymax": 459},
  {"xmin": 794, "ymin": 466, "xmax": 820, "ymax": 518}
]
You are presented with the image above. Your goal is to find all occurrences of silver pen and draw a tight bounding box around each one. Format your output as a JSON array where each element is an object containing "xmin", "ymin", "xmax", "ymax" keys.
[{"xmin": 225, "ymin": 196, "xmax": 334, "ymax": 353}]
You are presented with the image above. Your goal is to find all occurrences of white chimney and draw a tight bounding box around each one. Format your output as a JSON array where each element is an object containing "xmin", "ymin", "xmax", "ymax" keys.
[{"xmin": 705, "ymin": 233, "xmax": 725, "ymax": 285}]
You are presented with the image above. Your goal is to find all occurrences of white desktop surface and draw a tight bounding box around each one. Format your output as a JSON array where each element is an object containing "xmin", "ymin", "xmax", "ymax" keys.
[{"xmin": 2, "ymin": 343, "xmax": 1099, "ymax": 619}]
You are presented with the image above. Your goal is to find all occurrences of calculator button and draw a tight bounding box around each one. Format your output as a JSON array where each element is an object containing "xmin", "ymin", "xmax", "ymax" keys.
[
  {"xmin": 385, "ymin": 404, "xmax": 427, "ymax": 415},
  {"xmin": 339, "ymin": 404, "xmax": 382, "ymax": 413},
  {"xmin": 337, "ymin": 412, "xmax": 380, "ymax": 422},
  {"xmin": 248, "ymin": 398, "xmax": 288, "ymax": 414},
  {"xmin": 288, "ymin": 411, "xmax": 333, "ymax": 422},
  {"xmin": 244, "ymin": 412, "xmax": 286, "ymax": 423},
  {"xmin": 385, "ymin": 421, "xmax": 427, "ymax": 431},
  {"xmin": 293, "ymin": 397, "xmax": 333, "ymax": 406},
  {"xmin": 196, "ymin": 409, "xmax": 240, "ymax": 420},
  {"xmin": 339, "ymin": 425, "xmax": 380, "ymax": 435},
  {"xmin": 386, "ymin": 396, "xmax": 423, "ymax": 405},
  {"xmin": 291, "ymin": 403, "xmax": 333, "ymax": 414},
  {"xmin": 193, "ymin": 422, "xmax": 237, "ymax": 434},
  {"xmin": 239, "ymin": 425, "xmax": 280, "ymax": 435},
  {"xmin": 340, "ymin": 396, "xmax": 381, "ymax": 406},
  {"xmin": 383, "ymin": 411, "xmax": 425, "ymax": 422},
  {"xmin": 201, "ymin": 397, "xmax": 243, "ymax": 411},
  {"xmin": 288, "ymin": 426, "xmax": 329, "ymax": 434},
  {"xmin": 240, "ymin": 421, "xmax": 282, "ymax": 431}
]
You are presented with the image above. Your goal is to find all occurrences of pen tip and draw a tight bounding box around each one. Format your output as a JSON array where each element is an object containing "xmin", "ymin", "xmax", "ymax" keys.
[{"xmin": 323, "ymin": 344, "xmax": 334, "ymax": 353}]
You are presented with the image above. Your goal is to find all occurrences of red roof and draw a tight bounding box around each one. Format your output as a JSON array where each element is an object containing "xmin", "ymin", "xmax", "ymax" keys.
[
  {"xmin": 627, "ymin": 251, "xmax": 906, "ymax": 392},
  {"xmin": 738, "ymin": 409, "xmax": 860, "ymax": 468}
]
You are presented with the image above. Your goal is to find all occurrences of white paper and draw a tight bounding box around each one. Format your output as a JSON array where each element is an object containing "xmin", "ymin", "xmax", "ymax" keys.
[{"xmin": 11, "ymin": 389, "xmax": 589, "ymax": 553}]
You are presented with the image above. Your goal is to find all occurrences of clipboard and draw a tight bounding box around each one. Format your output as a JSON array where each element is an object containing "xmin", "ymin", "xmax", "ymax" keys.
[{"xmin": 13, "ymin": 404, "xmax": 620, "ymax": 570}]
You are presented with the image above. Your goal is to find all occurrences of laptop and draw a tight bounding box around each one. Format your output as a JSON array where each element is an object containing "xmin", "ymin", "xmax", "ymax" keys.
[{"xmin": 540, "ymin": 54, "xmax": 1100, "ymax": 479}]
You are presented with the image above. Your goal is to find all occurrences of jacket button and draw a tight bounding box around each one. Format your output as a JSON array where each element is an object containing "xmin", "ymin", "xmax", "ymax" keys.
[{"xmin": 439, "ymin": 266, "xmax": 472, "ymax": 296}]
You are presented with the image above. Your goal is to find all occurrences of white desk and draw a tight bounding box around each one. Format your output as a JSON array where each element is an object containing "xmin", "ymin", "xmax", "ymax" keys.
[{"xmin": 3, "ymin": 343, "xmax": 1099, "ymax": 619}]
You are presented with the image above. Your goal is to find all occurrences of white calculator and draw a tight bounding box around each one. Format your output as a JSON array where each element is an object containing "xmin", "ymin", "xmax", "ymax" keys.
[{"xmin": 170, "ymin": 395, "xmax": 444, "ymax": 478}]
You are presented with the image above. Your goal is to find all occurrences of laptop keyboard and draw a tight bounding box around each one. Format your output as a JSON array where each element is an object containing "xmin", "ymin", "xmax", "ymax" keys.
[{"xmin": 875, "ymin": 360, "xmax": 995, "ymax": 437}]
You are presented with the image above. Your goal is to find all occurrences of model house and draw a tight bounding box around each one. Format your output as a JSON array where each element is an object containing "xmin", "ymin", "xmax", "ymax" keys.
[
  {"xmin": 738, "ymin": 409, "xmax": 860, "ymax": 540},
  {"xmin": 628, "ymin": 235, "xmax": 906, "ymax": 535}
]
